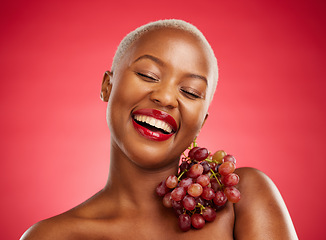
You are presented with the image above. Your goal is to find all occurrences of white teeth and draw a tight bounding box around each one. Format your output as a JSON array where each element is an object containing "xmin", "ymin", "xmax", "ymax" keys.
[{"xmin": 134, "ymin": 114, "xmax": 173, "ymax": 133}]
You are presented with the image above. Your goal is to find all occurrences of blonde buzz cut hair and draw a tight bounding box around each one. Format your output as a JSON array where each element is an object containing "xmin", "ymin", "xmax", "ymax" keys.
[{"xmin": 111, "ymin": 19, "xmax": 219, "ymax": 102}]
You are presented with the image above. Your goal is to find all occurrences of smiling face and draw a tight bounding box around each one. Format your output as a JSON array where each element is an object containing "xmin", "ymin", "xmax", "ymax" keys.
[{"xmin": 102, "ymin": 28, "xmax": 215, "ymax": 169}]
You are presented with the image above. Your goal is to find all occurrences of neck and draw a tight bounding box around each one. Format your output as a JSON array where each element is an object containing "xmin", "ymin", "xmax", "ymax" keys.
[{"xmin": 103, "ymin": 143, "xmax": 180, "ymax": 212}]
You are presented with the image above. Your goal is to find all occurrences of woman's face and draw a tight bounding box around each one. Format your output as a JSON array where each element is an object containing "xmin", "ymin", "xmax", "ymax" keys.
[{"xmin": 105, "ymin": 28, "xmax": 215, "ymax": 169}]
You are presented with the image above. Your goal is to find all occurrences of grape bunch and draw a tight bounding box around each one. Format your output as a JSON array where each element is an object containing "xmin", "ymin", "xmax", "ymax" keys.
[{"xmin": 156, "ymin": 142, "xmax": 241, "ymax": 232}]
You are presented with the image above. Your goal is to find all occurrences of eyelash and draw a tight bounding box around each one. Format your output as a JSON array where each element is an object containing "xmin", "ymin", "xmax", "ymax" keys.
[
  {"xmin": 180, "ymin": 89, "xmax": 202, "ymax": 99},
  {"xmin": 136, "ymin": 72, "xmax": 202, "ymax": 100},
  {"xmin": 136, "ymin": 72, "xmax": 158, "ymax": 82}
]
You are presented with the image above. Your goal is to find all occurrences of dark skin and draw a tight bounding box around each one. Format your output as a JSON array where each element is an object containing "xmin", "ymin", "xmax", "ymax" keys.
[{"xmin": 21, "ymin": 28, "xmax": 298, "ymax": 240}]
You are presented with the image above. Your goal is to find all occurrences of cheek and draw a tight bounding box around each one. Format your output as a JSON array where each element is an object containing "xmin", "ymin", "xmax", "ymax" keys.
[
  {"xmin": 106, "ymin": 75, "xmax": 149, "ymax": 130},
  {"xmin": 180, "ymin": 101, "xmax": 208, "ymax": 135},
  {"xmin": 111, "ymin": 73, "xmax": 150, "ymax": 104}
]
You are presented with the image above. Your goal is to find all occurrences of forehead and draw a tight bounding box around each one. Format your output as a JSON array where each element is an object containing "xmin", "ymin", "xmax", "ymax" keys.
[{"xmin": 125, "ymin": 28, "xmax": 214, "ymax": 82}]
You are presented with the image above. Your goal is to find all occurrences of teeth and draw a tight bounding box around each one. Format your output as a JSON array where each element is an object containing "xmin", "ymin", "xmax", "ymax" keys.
[{"xmin": 134, "ymin": 114, "xmax": 173, "ymax": 133}]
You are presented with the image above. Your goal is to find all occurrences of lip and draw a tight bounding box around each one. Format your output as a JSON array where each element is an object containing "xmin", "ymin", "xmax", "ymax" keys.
[{"xmin": 131, "ymin": 109, "xmax": 178, "ymax": 141}]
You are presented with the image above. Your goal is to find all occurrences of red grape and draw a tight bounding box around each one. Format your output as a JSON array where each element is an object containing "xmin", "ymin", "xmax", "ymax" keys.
[
  {"xmin": 188, "ymin": 147, "xmax": 200, "ymax": 159},
  {"xmin": 172, "ymin": 200, "xmax": 183, "ymax": 210},
  {"xmin": 191, "ymin": 213, "xmax": 205, "ymax": 229},
  {"xmin": 224, "ymin": 186, "xmax": 241, "ymax": 203},
  {"xmin": 212, "ymin": 150, "xmax": 227, "ymax": 164},
  {"xmin": 179, "ymin": 161, "xmax": 190, "ymax": 173},
  {"xmin": 196, "ymin": 174, "xmax": 210, "ymax": 187},
  {"xmin": 218, "ymin": 162, "xmax": 235, "ymax": 176},
  {"xmin": 162, "ymin": 192, "xmax": 173, "ymax": 208},
  {"xmin": 182, "ymin": 195, "xmax": 196, "ymax": 211},
  {"xmin": 201, "ymin": 186, "xmax": 216, "ymax": 200},
  {"xmin": 187, "ymin": 183, "xmax": 203, "ymax": 197},
  {"xmin": 202, "ymin": 207, "xmax": 217, "ymax": 222},
  {"xmin": 156, "ymin": 180, "xmax": 170, "ymax": 197},
  {"xmin": 171, "ymin": 187, "xmax": 186, "ymax": 202},
  {"xmin": 213, "ymin": 190, "xmax": 227, "ymax": 206},
  {"xmin": 193, "ymin": 147, "xmax": 209, "ymax": 161},
  {"xmin": 201, "ymin": 161, "xmax": 211, "ymax": 174},
  {"xmin": 210, "ymin": 178, "xmax": 221, "ymax": 192},
  {"xmin": 187, "ymin": 163, "xmax": 204, "ymax": 178},
  {"xmin": 223, "ymin": 154, "xmax": 236, "ymax": 164},
  {"xmin": 222, "ymin": 173, "xmax": 239, "ymax": 187},
  {"xmin": 209, "ymin": 162, "xmax": 217, "ymax": 170},
  {"xmin": 166, "ymin": 175, "xmax": 178, "ymax": 188},
  {"xmin": 178, "ymin": 214, "xmax": 191, "ymax": 232},
  {"xmin": 174, "ymin": 208, "xmax": 184, "ymax": 216},
  {"xmin": 179, "ymin": 177, "xmax": 193, "ymax": 190}
]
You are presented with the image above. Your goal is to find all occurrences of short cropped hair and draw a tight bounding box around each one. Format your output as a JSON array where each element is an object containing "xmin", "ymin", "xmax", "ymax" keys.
[{"xmin": 111, "ymin": 19, "xmax": 219, "ymax": 102}]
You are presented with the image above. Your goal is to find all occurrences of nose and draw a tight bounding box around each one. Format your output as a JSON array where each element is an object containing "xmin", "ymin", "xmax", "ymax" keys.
[{"xmin": 150, "ymin": 82, "xmax": 178, "ymax": 109}]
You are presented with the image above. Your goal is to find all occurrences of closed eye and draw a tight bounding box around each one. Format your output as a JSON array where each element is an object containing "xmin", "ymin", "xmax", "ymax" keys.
[
  {"xmin": 136, "ymin": 72, "xmax": 159, "ymax": 82},
  {"xmin": 180, "ymin": 88, "xmax": 202, "ymax": 99}
]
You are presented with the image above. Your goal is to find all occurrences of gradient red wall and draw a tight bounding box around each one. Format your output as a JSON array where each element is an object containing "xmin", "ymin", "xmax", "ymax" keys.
[{"xmin": 1, "ymin": 0, "xmax": 325, "ymax": 239}]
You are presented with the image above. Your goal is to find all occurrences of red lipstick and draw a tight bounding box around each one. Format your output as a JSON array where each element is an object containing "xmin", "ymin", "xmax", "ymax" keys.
[{"xmin": 132, "ymin": 109, "xmax": 177, "ymax": 141}]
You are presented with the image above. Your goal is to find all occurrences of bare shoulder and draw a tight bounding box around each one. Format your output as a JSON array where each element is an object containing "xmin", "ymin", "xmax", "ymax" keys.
[
  {"xmin": 20, "ymin": 205, "xmax": 106, "ymax": 240},
  {"xmin": 235, "ymin": 167, "xmax": 280, "ymax": 194},
  {"xmin": 234, "ymin": 167, "xmax": 298, "ymax": 240},
  {"xmin": 20, "ymin": 213, "xmax": 77, "ymax": 240},
  {"xmin": 20, "ymin": 190, "xmax": 117, "ymax": 240}
]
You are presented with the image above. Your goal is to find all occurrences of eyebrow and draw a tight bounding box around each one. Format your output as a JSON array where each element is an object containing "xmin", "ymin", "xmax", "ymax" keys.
[
  {"xmin": 133, "ymin": 54, "xmax": 165, "ymax": 66},
  {"xmin": 133, "ymin": 54, "xmax": 208, "ymax": 84},
  {"xmin": 186, "ymin": 73, "xmax": 208, "ymax": 84}
]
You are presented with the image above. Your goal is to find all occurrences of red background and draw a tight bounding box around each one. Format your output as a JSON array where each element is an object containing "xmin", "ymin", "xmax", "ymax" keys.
[{"xmin": 1, "ymin": 0, "xmax": 325, "ymax": 239}]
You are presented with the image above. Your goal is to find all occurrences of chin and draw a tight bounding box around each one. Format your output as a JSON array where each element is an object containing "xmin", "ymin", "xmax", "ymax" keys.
[
  {"xmin": 126, "ymin": 143, "xmax": 182, "ymax": 171},
  {"xmin": 131, "ymin": 156, "xmax": 179, "ymax": 171}
]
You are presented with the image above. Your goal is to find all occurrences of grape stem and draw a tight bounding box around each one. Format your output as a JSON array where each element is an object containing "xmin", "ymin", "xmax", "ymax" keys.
[
  {"xmin": 193, "ymin": 138, "xmax": 197, "ymax": 147},
  {"xmin": 188, "ymin": 137, "xmax": 198, "ymax": 149},
  {"xmin": 197, "ymin": 203, "xmax": 206, "ymax": 214},
  {"xmin": 210, "ymin": 169, "xmax": 223, "ymax": 189},
  {"xmin": 204, "ymin": 158, "xmax": 219, "ymax": 164},
  {"xmin": 177, "ymin": 169, "xmax": 187, "ymax": 181}
]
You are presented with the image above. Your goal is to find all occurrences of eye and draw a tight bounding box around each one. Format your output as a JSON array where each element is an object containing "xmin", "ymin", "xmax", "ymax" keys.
[
  {"xmin": 136, "ymin": 72, "xmax": 159, "ymax": 82},
  {"xmin": 180, "ymin": 88, "xmax": 203, "ymax": 100}
]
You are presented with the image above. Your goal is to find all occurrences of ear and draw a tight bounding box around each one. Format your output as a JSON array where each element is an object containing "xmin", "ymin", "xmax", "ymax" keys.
[
  {"xmin": 100, "ymin": 71, "xmax": 112, "ymax": 102},
  {"xmin": 201, "ymin": 113, "xmax": 209, "ymax": 128}
]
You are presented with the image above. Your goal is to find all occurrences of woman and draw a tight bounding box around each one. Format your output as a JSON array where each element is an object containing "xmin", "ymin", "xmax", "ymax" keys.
[{"xmin": 21, "ymin": 19, "xmax": 298, "ymax": 239}]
